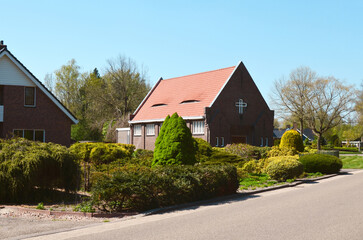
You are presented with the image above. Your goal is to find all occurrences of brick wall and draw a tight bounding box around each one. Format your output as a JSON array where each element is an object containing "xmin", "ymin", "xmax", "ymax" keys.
[
  {"xmin": 207, "ymin": 63, "xmax": 274, "ymax": 147},
  {"xmin": 2, "ymin": 85, "xmax": 73, "ymax": 146}
]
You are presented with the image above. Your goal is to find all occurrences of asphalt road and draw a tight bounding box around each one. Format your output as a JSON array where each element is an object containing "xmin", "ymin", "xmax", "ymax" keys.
[{"xmin": 24, "ymin": 169, "xmax": 363, "ymax": 240}]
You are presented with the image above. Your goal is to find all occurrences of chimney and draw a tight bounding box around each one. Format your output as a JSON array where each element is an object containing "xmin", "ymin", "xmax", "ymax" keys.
[{"xmin": 0, "ymin": 40, "xmax": 7, "ymax": 50}]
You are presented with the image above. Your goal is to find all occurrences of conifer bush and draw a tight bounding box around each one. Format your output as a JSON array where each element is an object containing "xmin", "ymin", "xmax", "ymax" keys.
[
  {"xmin": 194, "ymin": 138, "xmax": 212, "ymax": 162},
  {"xmin": 265, "ymin": 156, "xmax": 304, "ymax": 181},
  {"xmin": 153, "ymin": 113, "xmax": 196, "ymax": 166},
  {"xmin": 0, "ymin": 138, "xmax": 79, "ymax": 203},
  {"xmin": 299, "ymin": 154, "xmax": 342, "ymax": 174},
  {"xmin": 279, "ymin": 130, "xmax": 304, "ymax": 152}
]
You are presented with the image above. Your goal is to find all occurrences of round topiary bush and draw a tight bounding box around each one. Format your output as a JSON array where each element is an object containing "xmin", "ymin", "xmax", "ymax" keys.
[
  {"xmin": 265, "ymin": 156, "xmax": 304, "ymax": 181},
  {"xmin": 279, "ymin": 130, "xmax": 304, "ymax": 152},
  {"xmin": 299, "ymin": 154, "xmax": 342, "ymax": 174}
]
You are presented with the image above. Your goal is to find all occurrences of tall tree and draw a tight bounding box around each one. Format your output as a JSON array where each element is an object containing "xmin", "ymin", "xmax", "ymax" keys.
[
  {"xmin": 103, "ymin": 56, "xmax": 150, "ymax": 119},
  {"xmin": 355, "ymin": 81, "xmax": 363, "ymax": 125},
  {"xmin": 272, "ymin": 66, "xmax": 317, "ymax": 138},
  {"xmin": 306, "ymin": 77, "xmax": 356, "ymax": 150},
  {"xmin": 54, "ymin": 59, "xmax": 84, "ymax": 117}
]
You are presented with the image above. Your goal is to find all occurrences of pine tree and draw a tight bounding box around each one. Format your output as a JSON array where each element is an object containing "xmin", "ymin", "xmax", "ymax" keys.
[{"xmin": 152, "ymin": 113, "xmax": 196, "ymax": 166}]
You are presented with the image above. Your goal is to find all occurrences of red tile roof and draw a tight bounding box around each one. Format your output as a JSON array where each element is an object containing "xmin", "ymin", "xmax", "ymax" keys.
[{"xmin": 131, "ymin": 66, "xmax": 236, "ymax": 122}]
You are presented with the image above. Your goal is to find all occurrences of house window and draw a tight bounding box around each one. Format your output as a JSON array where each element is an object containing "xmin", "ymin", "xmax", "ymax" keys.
[
  {"xmin": 221, "ymin": 137, "xmax": 224, "ymax": 147},
  {"xmin": 146, "ymin": 124, "xmax": 155, "ymax": 136},
  {"xmin": 134, "ymin": 125, "xmax": 141, "ymax": 136},
  {"xmin": 265, "ymin": 137, "xmax": 268, "ymax": 147},
  {"xmin": 216, "ymin": 137, "xmax": 219, "ymax": 147},
  {"xmin": 192, "ymin": 121, "xmax": 204, "ymax": 134},
  {"xmin": 260, "ymin": 137, "xmax": 263, "ymax": 147},
  {"xmin": 25, "ymin": 87, "xmax": 36, "ymax": 106},
  {"xmin": 13, "ymin": 129, "xmax": 45, "ymax": 142}
]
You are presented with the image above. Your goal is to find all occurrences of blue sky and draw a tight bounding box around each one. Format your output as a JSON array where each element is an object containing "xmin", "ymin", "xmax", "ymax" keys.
[{"xmin": 2, "ymin": 0, "xmax": 362, "ymax": 109}]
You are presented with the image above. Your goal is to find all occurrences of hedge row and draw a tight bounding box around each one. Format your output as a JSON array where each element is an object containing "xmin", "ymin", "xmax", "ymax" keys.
[
  {"xmin": 0, "ymin": 138, "xmax": 79, "ymax": 203},
  {"xmin": 299, "ymin": 154, "xmax": 342, "ymax": 174},
  {"xmin": 69, "ymin": 142, "xmax": 135, "ymax": 165},
  {"xmin": 91, "ymin": 165, "xmax": 239, "ymax": 212}
]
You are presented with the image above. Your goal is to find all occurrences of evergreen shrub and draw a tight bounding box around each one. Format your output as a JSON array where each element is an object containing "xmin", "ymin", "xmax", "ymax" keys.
[
  {"xmin": 267, "ymin": 146, "xmax": 297, "ymax": 157},
  {"xmin": 202, "ymin": 148, "xmax": 244, "ymax": 166},
  {"xmin": 279, "ymin": 130, "xmax": 304, "ymax": 152},
  {"xmin": 70, "ymin": 142, "xmax": 135, "ymax": 165},
  {"xmin": 224, "ymin": 144, "xmax": 270, "ymax": 160},
  {"xmin": 194, "ymin": 138, "xmax": 212, "ymax": 162},
  {"xmin": 265, "ymin": 156, "xmax": 304, "ymax": 181},
  {"xmin": 153, "ymin": 113, "xmax": 196, "ymax": 166},
  {"xmin": 299, "ymin": 154, "xmax": 342, "ymax": 174},
  {"xmin": 91, "ymin": 165, "xmax": 239, "ymax": 212},
  {"xmin": 0, "ymin": 138, "xmax": 79, "ymax": 203}
]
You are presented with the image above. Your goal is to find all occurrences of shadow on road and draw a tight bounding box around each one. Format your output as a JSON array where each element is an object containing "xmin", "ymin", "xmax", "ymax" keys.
[{"xmin": 150, "ymin": 193, "xmax": 260, "ymax": 215}]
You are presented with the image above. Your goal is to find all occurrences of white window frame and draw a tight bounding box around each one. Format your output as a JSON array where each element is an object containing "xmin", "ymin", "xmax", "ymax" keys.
[
  {"xmin": 146, "ymin": 124, "xmax": 155, "ymax": 136},
  {"xmin": 192, "ymin": 121, "xmax": 204, "ymax": 134},
  {"xmin": 216, "ymin": 137, "xmax": 219, "ymax": 147},
  {"xmin": 134, "ymin": 125, "xmax": 142, "ymax": 136},
  {"xmin": 265, "ymin": 137, "xmax": 268, "ymax": 147},
  {"xmin": 221, "ymin": 137, "xmax": 224, "ymax": 147}
]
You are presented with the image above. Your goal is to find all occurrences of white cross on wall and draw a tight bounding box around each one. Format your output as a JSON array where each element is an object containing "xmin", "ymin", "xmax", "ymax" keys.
[{"xmin": 235, "ymin": 99, "xmax": 247, "ymax": 114}]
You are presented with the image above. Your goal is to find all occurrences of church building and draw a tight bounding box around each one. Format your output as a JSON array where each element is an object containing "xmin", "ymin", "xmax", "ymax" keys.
[{"xmin": 128, "ymin": 61, "xmax": 274, "ymax": 150}]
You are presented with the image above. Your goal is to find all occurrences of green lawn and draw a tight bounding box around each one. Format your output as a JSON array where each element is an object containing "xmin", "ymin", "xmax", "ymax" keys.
[{"xmin": 341, "ymin": 156, "xmax": 363, "ymax": 169}]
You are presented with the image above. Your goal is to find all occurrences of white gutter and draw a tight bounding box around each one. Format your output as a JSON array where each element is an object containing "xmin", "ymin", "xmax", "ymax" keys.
[{"xmin": 129, "ymin": 116, "xmax": 204, "ymax": 124}]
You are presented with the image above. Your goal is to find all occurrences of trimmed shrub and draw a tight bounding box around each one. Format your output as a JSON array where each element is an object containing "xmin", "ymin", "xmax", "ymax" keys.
[
  {"xmin": 0, "ymin": 138, "xmax": 80, "ymax": 203},
  {"xmin": 265, "ymin": 156, "xmax": 304, "ymax": 181},
  {"xmin": 280, "ymin": 130, "xmax": 304, "ymax": 152},
  {"xmin": 224, "ymin": 144, "xmax": 270, "ymax": 160},
  {"xmin": 299, "ymin": 154, "xmax": 342, "ymax": 174},
  {"xmin": 153, "ymin": 113, "xmax": 196, "ymax": 166},
  {"xmin": 91, "ymin": 165, "xmax": 239, "ymax": 212},
  {"xmin": 202, "ymin": 148, "xmax": 244, "ymax": 166},
  {"xmin": 70, "ymin": 142, "xmax": 135, "ymax": 165},
  {"xmin": 194, "ymin": 138, "xmax": 212, "ymax": 162},
  {"xmin": 131, "ymin": 149, "xmax": 154, "ymax": 167},
  {"xmin": 241, "ymin": 160, "xmax": 258, "ymax": 174},
  {"xmin": 267, "ymin": 146, "xmax": 297, "ymax": 157}
]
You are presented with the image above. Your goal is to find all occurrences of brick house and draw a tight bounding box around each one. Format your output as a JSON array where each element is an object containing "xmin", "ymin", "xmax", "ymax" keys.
[
  {"xmin": 0, "ymin": 41, "xmax": 78, "ymax": 146},
  {"xmin": 127, "ymin": 61, "xmax": 274, "ymax": 150}
]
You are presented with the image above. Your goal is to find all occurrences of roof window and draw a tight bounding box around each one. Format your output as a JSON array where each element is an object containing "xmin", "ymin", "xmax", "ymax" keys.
[
  {"xmin": 180, "ymin": 100, "xmax": 200, "ymax": 104},
  {"xmin": 152, "ymin": 103, "xmax": 167, "ymax": 107}
]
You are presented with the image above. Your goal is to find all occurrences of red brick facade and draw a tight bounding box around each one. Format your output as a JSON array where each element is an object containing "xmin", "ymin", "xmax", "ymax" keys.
[
  {"xmin": 0, "ymin": 44, "xmax": 77, "ymax": 146},
  {"xmin": 129, "ymin": 62, "xmax": 274, "ymax": 150},
  {"xmin": 1, "ymin": 85, "xmax": 73, "ymax": 146}
]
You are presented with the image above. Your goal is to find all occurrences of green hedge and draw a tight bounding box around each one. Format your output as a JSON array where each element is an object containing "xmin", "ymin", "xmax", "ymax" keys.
[
  {"xmin": 265, "ymin": 156, "xmax": 304, "ymax": 181},
  {"xmin": 299, "ymin": 154, "xmax": 342, "ymax": 174},
  {"xmin": 70, "ymin": 142, "xmax": 135, "ymax": 165},
  {"xmin": 91, "ymin": 165, "xmax": 239, "ymax": 212},
  {"xmin": 0, "ymin": 138, "xmax": 80, "ymax": 203}
]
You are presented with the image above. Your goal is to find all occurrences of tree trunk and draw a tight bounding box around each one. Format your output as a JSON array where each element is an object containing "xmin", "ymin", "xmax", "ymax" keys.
[
  {"xmin": 299, "ymin": 119, "xmax": 304, "ymax": 139},
  {"xmin": 317, "ymin": 134, "xmax": 322, "ymax": 150}
]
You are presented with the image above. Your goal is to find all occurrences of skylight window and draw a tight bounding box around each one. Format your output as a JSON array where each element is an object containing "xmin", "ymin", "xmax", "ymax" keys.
[
  {"xmin": 180, "ymin": 100, "xmax": 200, "ymax": 104},
  {"xmin": 152, "ymin": 103, "xmax": 167, "ymax": 107}
]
